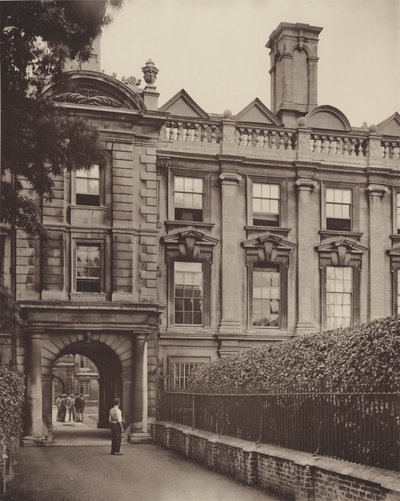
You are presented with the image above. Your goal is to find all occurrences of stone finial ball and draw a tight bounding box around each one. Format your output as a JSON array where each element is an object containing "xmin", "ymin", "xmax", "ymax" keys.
[
  {"xmin": 368, "ymin": 124, "xmax": 377, "ymax": 133},
  {"xmin": 223, "ymin": 109, "xmax": 232, "ymax": 118},
  {"xmin": 297, "ymin": 117, "xmax": 306, "ymax": 127}
]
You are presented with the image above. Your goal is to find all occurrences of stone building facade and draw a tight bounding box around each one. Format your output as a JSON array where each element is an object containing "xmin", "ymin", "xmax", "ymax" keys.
[{"xmin": 1, "ymin": 22, "xmax": 400, "ymax": 441}]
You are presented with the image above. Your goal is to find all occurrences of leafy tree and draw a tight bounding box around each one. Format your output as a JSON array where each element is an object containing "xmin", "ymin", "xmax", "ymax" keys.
[
  {"xmin": 1, "ymin": 0, "xmax": 122, "ymax": 236},
  {"xmin": 0, "ymin": 0, "xmax": 122, "ymax": 349}
]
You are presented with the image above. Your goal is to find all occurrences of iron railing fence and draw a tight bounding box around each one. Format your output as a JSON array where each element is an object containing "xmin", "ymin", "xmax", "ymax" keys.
[{"xmin": 159, "ymin": 389, "xmax": 400, "ymax": 471}]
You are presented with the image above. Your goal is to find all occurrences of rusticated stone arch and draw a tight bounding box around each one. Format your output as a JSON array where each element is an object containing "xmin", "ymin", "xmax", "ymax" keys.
[{"xmin": 41, "ymin": 331, "xmax": 133, "ymax": 376}]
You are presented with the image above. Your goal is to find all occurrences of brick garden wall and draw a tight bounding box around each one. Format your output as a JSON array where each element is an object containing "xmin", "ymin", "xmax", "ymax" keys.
[{"xmin": 152, "ymin": 422, "xmax": 400, "ymax": 501}]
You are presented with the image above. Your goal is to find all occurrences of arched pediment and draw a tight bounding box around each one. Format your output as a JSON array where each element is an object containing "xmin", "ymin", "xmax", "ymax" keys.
[
  {"xmin": 235, "ymin": 98, "xmax": 282, "ymax": 126},
  {"xmin": 44, "ymin": 70, "xmax": 146, "ymax": 111},
  {"xmin": 305, "ymin": 105, "xmax": 351, "ymax": 132},
  {"xmin": 376, "ymin": 112, "xmax": 400, "ymax": 137},
  {"xmin": 159, "ymin": 90, "xmax": 209, "ymax": 119}
]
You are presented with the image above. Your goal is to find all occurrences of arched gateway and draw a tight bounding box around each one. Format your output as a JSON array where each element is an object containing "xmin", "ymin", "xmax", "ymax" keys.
[{"xmin": 22, "ymin": 302, "xmax": 161, "ymax": 445}]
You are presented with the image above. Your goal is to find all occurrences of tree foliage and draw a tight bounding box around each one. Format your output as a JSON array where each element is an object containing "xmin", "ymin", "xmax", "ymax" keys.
[
  {"xmin": 1, "ymin": 0, "xmax": 122, "ymax": 236},
  {"xmin": 187, "ymin": 316, "xmax": 400, "ymax": 392},
  {"xmin": 0, "ymin": 365, "xmax": 25, "ymax": 449}
]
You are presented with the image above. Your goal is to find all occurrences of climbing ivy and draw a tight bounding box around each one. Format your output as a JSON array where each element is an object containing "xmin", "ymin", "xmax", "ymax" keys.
[
  {"xmin": 0, "ymin": 366, "xmax": 25, "ymax": 449},
  {"xmin": 187, "ymin": 316, "xmax": 400, "ymax": 393}
]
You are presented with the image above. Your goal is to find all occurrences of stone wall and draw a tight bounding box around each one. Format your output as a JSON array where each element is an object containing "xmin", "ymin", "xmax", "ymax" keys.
[{"xmin": 152, "ymin": 422, "xmax": 400, "ymax": 501}]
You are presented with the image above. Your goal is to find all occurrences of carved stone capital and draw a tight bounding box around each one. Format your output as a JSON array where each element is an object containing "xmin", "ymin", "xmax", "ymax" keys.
[
  {"xmin": 295, "ymin": 178, "xmax": 317, "ymax": 192},
  {"xmin": 219, "ymin": 172, "xmax": 242, "ymax": 185},
  {"xmin": 366, "ymin": 184, "xmax": 389, "ymax": 198}
]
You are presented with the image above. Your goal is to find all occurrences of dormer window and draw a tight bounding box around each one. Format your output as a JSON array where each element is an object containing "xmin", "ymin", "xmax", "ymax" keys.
[{"xmin": 76, "ymin": 164, "xmax": 100, "ymax": 206}]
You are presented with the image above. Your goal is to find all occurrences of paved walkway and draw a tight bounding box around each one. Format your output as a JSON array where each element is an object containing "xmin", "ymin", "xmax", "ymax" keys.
[
  {"xmin": 5, "ymin": 443, "xmax": 278, "ymax": 501},
  {"xmin": 6, "ymin": 409, "xmax": 278, "ymax": 500}
]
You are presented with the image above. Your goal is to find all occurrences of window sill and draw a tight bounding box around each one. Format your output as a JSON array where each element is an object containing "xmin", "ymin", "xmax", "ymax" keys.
[
  {"xmin": 390, "ymin": 234, "xmax": 400, "ymax": 242},
  {"xmin": 165, "ymin": 220, "xmax": 214, "ymax": 231},
  {"xmin": 319, "ymin": 229, "xmax": 363, "ymax": 240},
  {"xmin": 245, "ymin": 225, "xmax": 291, "ymax": 237},
  {"xmin": 69, "ymin": 292, "xmax": 108, "ymax": 302}
]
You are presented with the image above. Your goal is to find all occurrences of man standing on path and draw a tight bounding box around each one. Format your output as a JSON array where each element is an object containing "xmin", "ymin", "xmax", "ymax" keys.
[{"xmin": 109, "ymin": 398, "xmax": 123, "ymax": 455}]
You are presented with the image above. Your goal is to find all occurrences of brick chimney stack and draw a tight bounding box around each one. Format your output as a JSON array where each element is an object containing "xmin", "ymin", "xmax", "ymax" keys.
[{"xmin": 266, "ymin": 23, "xmax": 323, "ymax": 127}]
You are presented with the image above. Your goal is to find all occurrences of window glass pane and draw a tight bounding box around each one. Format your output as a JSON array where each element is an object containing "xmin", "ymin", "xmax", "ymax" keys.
[
  {"xmin": 87, "ymin": 179, "xmax": 99, "ymax": 195},
  {"xmin": 193, "ymin": 178, "xmax": 203, "ymax": 193},
  {"xmin": 90, "ymin": 164, "xmax": 99, "ymax": 178},
  {"xmin": 269, "ymin": 185, "xmax": 280, "ymax": 199},
  {"xmin": 174, "ymin": 192, "xmax": 184, "ymax": 207},
  {"xmin": 326, "ymin": 189, "xmax": 335, "ymax": 203},
  {"xmin": 253, "ymin": 183, "xmax": 261, "ymax": 197},
  {"xmin": 175, "ymin": 262, "xmax": 202, "ymax": 273},
  {"xmin": 261, "ymin": 184, "xmax": 270, "ymax": 198},
  {"xmin": 76, "ymin": 178, "xmax": 88, "ymax": 194},
  {"xmin": 253, "ymin": 199, "xmax": 261, "ymax": 213},
  {"xmin": 334, "ymin": 189, "xmax": 343, "ymax": 203},
  {"xmin": 175, "ymin": 176, "xmax": 184, "ymax": 191},
  {"xmin": 192, "ymin": 194, "xmax": 203, "ymax": 209},
  {"xmin": 269, "ymin": 200, "xmax": 279, "ymax": 214},
  {"xmin": 342, "ymin": 189, "xmax": 352, "ymax": 204},
  {"xmin": 184, "ymin": 177, "xmax": 194, "ymax": 192}
]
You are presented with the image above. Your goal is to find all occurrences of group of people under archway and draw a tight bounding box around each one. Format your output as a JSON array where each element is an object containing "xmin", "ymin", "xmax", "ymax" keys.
[{"xmin": 56, "ymin": 393, "xmax": 86, "ymax": 423}]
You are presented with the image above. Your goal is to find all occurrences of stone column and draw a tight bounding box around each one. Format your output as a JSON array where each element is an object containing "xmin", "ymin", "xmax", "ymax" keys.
[
  {"xmin": 367, "ymin": 184, "xmax": 389, "ymax": 319},
  {"xmin": 121, "ymin": 369, "xmax": 133, "ymax": 431},
  {"xmin": 42, "ymin": 373, "xmax": 53, "ymax": 439},
  {"xmin": 295, "ymin": 178, "xmax": 318, "ymax": 334},
  {"xmin": 219, "ymin": 172, "xmax": 242, "ymax": 334},
  {"xmin": 24, "ymin": 331, "xmax": 44, "ymax": 445},
  {"xmin": 129, "ymin": 333, "xmax": 151, "ymax": 443}
]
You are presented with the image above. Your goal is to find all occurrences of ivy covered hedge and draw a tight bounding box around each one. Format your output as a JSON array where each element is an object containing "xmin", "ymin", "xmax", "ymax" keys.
[
  {"xmin": 188, "ymin": 316, "xmax": 400, "ymax": 392},
  {"xmin": 0, "ymin": 366, "xmax": 25, "ymax": 449}
]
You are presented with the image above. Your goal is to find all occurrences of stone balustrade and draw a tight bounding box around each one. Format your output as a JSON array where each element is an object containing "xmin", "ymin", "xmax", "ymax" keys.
[
  {"xmin": 382, "ymin": 139, "xmax": 400, "ymax": 160},
  {"xmin": 161, "ymin": 119, "xmax": 400, "ymax": 166},
  {"xmin": 163, "ymin": 121, "xmax": 222, "ymax": 144},
  {"xmin": 310, "ymin": 134, "xmax": 368, "ymax": 157},
  {"xmin": 236, "ymin": 127, "xmax": 297, "ymax": 150}
]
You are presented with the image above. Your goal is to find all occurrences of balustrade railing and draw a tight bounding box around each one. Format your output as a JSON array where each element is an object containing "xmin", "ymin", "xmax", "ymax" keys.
[
  {"xmin": 382, "ymin": 140, "xmax": 400, "ymax": 160},
  {"xmin": 164, "ymin": 121, "xmax": 222, "ymax": 144},
  {"xmin": 310, "ymin": 134, "xmax": 368, "ymax": 157},
  {"xmin": 236, "ymin": 127, "xmax": 297, "ymax": 150},
  {"xmin": 161, "ymin": 119, "xmax": 400, "ymax": 165},
  {"xmin": 159, "ymin": 389, "xmax": 400, "ymax": 472}
]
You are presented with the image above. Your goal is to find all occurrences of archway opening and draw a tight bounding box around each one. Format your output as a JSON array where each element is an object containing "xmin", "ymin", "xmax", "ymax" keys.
[{"xmin": 49, "ymin": 340, "xmax": 123, "ymax": 439}]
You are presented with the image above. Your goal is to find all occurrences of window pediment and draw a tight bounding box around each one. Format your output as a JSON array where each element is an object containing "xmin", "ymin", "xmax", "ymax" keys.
[
  {"xmin": 162, "ymin": 230, "xmax": 218, "ymax": 261},
  {"xmin": 316, "ymin": 237, "xmax": 367, "ymax": 267},
  {"xmin": 242, "ymin": 234, "xmax": 295, "ymax": 263}
]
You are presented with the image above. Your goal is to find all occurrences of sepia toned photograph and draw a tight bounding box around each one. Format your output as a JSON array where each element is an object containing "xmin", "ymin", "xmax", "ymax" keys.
[{"xmin": 0, "ymin": 0, "xmax": 399, "ymax": 499}]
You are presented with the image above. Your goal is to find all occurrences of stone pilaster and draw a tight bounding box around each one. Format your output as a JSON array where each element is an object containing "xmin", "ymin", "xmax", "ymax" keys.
[
  {"xmin": 218, "ymin": 172, "xmax": 242, "ymax": 333},
  {"xmin": 295, "ymin": 178, "xmax": 318, "ymax": 334},
  {"xmin": 367, "ymin": 184, "xmax": 389, "ymax": 319},
  {"xmin": 23, "ymin": 330, "xmax": 45, "ymax": 445}
]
